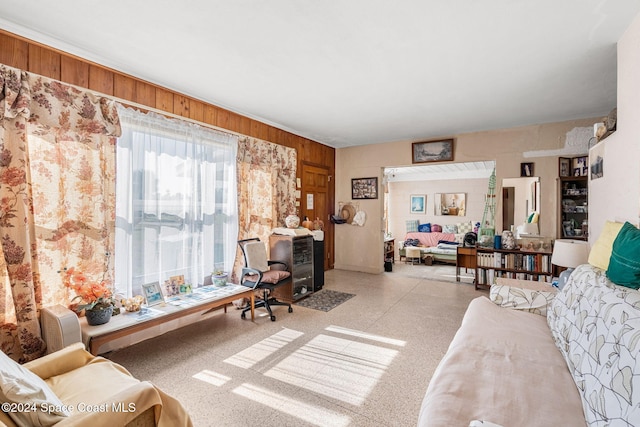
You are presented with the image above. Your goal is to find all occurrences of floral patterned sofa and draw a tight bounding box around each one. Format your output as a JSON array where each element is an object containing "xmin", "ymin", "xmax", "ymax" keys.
[{"xmin": 418, "ymin": 261, "xmax": 640, "ymax": 426}]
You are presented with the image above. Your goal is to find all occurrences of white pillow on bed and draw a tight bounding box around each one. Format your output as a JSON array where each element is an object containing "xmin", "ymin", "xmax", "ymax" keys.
[{"xmin": 437, "ymin": 242, "xmax": 459, "ymax": 249}]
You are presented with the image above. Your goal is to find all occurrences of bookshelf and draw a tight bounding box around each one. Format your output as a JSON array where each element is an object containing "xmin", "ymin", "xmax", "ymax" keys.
[
  {"xmin": 558, "ymin": 175, "xmax": 588, "ymax": 240},
  {"xmin": 475, "ymin": 247, "xmax": 553, "ymax": 290}
]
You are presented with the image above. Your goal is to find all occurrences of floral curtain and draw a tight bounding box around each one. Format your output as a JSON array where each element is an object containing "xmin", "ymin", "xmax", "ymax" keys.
[
  {"xmin": 0, "ymin": 64, "xmax": 120, "ymax": 362},
  {"xmin": 235, "ymin": 136, "xmax": 296, "ymax": 278}
]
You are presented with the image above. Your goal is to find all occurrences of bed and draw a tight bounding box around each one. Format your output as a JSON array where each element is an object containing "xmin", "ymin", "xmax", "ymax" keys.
[
  {"xmin": 399, "ymin": 232, "xmax": 464, "ymax": 264},
  {"xmin": 398, "ymin": 218, "xmax": 478, "ymax": 264}
]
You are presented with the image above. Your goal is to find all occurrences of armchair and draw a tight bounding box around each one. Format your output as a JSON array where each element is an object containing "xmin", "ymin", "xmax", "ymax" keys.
[
  {"xmin": 238, "ymin": 238, "xmax": 293, "ymax": 321},
  {"xmin": 0, "ymin": 343, "xmax": 192, "ymax": 426}
]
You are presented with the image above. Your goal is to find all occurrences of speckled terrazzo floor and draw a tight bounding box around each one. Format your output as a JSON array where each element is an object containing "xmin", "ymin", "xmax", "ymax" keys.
[{"xmin": 106, "ymin": 263, "xmax": 484, "ymax": 427}]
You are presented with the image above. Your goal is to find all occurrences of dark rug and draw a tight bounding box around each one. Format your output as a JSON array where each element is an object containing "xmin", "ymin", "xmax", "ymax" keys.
[{"xmin": 295, "ymin": 289, "xmax": 355, "ymax": 312}]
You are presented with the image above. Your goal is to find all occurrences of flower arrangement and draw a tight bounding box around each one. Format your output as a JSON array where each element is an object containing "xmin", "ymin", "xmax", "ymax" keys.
[{"xmin": 63, "ymin": 267, "xmax": 115, "ymax": 312}]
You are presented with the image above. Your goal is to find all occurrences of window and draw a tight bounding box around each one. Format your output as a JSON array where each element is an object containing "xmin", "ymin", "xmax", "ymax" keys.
[{"xmin": 115, "ymin": 106, "xmax": 238, "ymax": 297}]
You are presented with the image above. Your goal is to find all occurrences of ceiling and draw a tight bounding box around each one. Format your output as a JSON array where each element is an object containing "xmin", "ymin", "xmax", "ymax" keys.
[
  {"xmin": 1, "ymin": 1, "xmax": 639, "ymax": 148},
  {"xmin": 384, "ymin": 161, "xmax": 495, "ymax": 182}
]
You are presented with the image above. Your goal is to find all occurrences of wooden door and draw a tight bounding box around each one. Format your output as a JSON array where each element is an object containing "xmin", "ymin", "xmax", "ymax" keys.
[{"xmin": 301, "ymin": 164, "xmax": 330, "ymax": 270}]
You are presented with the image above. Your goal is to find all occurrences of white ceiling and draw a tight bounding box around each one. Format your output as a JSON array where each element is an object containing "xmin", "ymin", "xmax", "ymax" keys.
[
  {"xmin": 385, "ymin": 161, "xmax": 496, "ymax": 182},
  {"xmin": 1, "ymin": 1, "xmax": 639, "ymax": 148}
]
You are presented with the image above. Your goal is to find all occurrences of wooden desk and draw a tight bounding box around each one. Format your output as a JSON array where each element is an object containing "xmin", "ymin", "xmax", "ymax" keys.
[
  {"xmin": 456, "ymin": 246, "xmax": 477, "ymax": 281},
  {"xmin": 81, "ymin": 284, "xmax": 254, "ymax": 355}
]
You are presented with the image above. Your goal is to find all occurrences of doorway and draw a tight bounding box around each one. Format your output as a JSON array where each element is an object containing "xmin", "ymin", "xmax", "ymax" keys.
[
  {"xmin": 502, "ymin": 187, "xmax": 515, "ymax": 231},
  {"xmin": 501, "ymin": 176, "xmax": 540, "ymax": 233}
]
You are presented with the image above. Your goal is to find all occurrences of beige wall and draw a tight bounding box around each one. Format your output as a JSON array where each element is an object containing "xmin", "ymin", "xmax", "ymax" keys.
[
  {"xmin": 337, "ymin": 9, "xmax": 640, "ymax": 275},
  {"xmin": 335, "ymin": 118, "xmax": 599, "ymax": 273},
  {"xmin": 589, "ymin": 12, "xmax": 640, "ymax": 240}
]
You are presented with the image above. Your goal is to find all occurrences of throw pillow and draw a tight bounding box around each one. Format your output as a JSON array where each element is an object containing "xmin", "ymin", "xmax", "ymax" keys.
[
  {"xmin": 588, "ymin": 221, "xmax": 624, "ymax": 270},
  {"xmin": 606, "ymin": 221, "xmax": 640, "ymax": 289},
  {"xmin": 457, "ymin": 221, "xmax": 473, "ymax": 234},
  {"xmin": 443, "ymin": 224, "xmax": 458, "ymax": 234},
  {"xmin": 0, "ymin": 350, "xmax": 70, "ymax": 426},
  {"xmin": 431, "ymin": 224, "xmax": 442, "ymax": 232},
  {"xmin": 417, "ymin": 223, "xmax": 431, "ymax": 233},
  {"xmin": 405, "ymin": 219, "xmax": 419, "ymax": 233},
  {"xmin": 247, "ymin": 270, "xmax": 291, "ymax": 284}
]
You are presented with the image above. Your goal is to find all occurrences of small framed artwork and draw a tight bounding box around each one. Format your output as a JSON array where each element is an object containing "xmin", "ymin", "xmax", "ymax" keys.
[
  {"xmin": 142, "ymin": 281, "xmax": 164, "ymax": 306},
  {"xmin": 589, "ymin": 143, "xmax": 604, "ymax": 180},
  {"xmin": 412, "ymin": 139, "xmax": 454, "ymax": 164},
  {"xmin": 572, "ymin": 156, "xmax": 588, "ymax": 177},
  {"xmin": 520, "ymin": 162, "xmax": 534, "ymax": 177},
  {"xmin": 559, "ymin": 157, "xmax": 571, "ymax": 177},
  {"xmin": 410, "ymin": 195, "xmax": 426, "ymax": 214},
  {"xmin": 352, "ymin": 177, "xmax": 378, "ymax": 199}
]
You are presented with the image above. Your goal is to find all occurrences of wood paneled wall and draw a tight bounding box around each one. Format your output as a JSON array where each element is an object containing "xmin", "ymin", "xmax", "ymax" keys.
[{"xmin": 0, "ymin": 29, "xmax": 336, "ymax": 268}]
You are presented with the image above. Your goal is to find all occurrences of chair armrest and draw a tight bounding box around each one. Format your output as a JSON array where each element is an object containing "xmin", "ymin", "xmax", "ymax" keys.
[
  {"xmin": 241, "ymin": 267, "xmax": 262, "ymax": 289},
  {"xmin": 54, "ymin": 381, "xmax": 165, "ymax": 427},
  {"xmin": 23, "ymin": 342, "xmax": 93, "ymax": 380},
  {"xmin": 267, "ymin": 260, "xmax": 288, "ymax": 270}
]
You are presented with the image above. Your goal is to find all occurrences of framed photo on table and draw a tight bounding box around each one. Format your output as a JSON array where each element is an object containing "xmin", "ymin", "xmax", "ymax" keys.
[{"xmin": 142, "ymin": 281, "xmax": 164, "ymax": 306}]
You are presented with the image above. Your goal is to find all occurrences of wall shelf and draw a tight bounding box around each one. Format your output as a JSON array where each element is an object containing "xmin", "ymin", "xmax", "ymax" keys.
[{"xmin": 558, "ymin": 176, "xmax": 588, "ymax": 240}]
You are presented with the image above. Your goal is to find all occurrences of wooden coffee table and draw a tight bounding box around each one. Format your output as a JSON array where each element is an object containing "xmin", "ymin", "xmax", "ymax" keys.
[{"xmin": 81, "ymin": 284, "xmax": 254, "ymax": 355}]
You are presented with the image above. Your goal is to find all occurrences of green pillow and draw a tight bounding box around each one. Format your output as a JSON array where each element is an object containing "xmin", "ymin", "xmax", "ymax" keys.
[{"xmin": 606, "ymin": 222, "xmax": 640, "ymax": 289}]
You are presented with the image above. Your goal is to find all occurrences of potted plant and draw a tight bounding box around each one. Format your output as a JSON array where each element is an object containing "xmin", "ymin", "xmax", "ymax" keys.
[
  {"xmin": 212, "ymin": 269, "xmax": 228, "ymax": 287},
  {"xmin": 63, "ymin": 267, "xmax": 116, "ymax": 326}
]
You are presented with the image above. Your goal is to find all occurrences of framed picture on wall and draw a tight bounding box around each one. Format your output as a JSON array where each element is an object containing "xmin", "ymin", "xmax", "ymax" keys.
[
  {"xmin": 559, "ymin": 157, "xmax": 571, "ymax": 177},
  {"xmin": 520, "ymin": 162, "xmax": 534, "ymax": 177},
  {"xmin": 351, "ymin": 177, "xmax": 378, "ymax": 199},
  {"xmin": 410, "ymin": 195, "xmax": 426, "ymax": 214},
  {"xmin": 589, "ymin": 143, "xmax": 604, "ymax": 180},
  {"xmin": 572, "ymin": 156, "xmax": 588, "ymax": 177},
  {"xmin": 412, "ymin": 139, "xmax": 454, "ymax": 164}
]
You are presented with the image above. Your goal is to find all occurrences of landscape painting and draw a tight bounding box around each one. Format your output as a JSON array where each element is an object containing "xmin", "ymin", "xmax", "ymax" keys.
[{"xmin": 412, "ymin": 139, "xmax": 454, "ymax": 163}]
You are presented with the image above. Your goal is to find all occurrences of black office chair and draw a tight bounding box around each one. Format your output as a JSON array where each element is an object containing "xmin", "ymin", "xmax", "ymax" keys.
[{"xmin": 238, "ymin": 238, "xmax": 293, "ymax": 321}]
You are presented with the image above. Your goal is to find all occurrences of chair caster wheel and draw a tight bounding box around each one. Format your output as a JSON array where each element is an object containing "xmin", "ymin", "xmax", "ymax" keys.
[
  {"xmin": 241, "ymin": 312, "xmax": 246, "ymax": 319},
  {"xmin": 270, "ymin": 315, "xmax": 276, "ymax": 321},
  {"xmin": 288, "ymin": 307, "xmax": 293, "ymax": 313}
]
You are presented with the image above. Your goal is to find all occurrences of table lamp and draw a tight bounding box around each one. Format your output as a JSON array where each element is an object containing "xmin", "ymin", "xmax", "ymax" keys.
[{"xmin": 551, "ymin": 239, "xmax": 590, "ymax": 289}]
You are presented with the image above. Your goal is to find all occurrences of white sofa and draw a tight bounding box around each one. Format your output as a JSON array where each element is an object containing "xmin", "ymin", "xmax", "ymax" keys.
[{"xmin": 418, "ymin": 263, "xmax": 640, "ymax": 426}]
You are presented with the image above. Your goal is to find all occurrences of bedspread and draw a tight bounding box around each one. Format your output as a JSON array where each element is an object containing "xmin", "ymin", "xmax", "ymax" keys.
[{"xmin": 404, "ymin": 232, "xmax": 458, "ymax": 247}]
